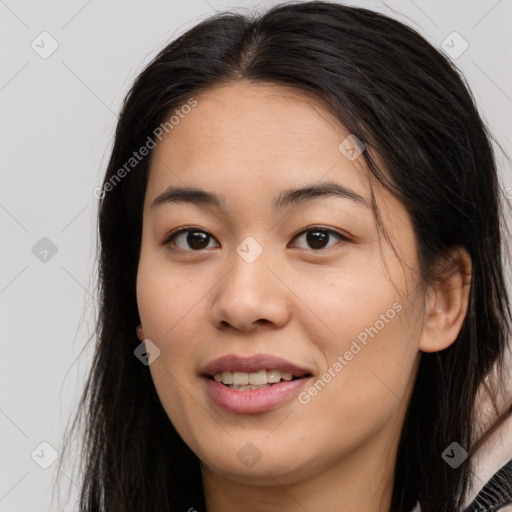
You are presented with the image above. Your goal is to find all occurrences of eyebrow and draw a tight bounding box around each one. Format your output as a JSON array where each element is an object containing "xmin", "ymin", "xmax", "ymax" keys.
[{"xmin": 150, "ymin": 180, "xmax": 368, "ymax": 211}]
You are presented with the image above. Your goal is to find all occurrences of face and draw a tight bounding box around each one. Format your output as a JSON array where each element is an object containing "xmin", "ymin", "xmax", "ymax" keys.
[{"xmin": 136, "ymin": 80, "xmax": 425, "ymax": 487}]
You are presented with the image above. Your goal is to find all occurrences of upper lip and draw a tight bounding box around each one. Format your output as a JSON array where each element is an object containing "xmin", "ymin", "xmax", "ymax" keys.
[{"xmin": 202, "ymin": 354, "xmax": 313, "ymax": 378}]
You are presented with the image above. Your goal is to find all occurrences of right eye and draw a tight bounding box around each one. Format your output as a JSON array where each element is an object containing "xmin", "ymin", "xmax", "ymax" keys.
[{"xmin": 163, "ymin": 227, "xmax": 220, "ymax": 251}]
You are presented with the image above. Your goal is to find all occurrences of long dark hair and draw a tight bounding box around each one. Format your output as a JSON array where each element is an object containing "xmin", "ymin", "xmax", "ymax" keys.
[{"xmin": 57, "ymin": 2, "xmax": 512, "ymax": 511}]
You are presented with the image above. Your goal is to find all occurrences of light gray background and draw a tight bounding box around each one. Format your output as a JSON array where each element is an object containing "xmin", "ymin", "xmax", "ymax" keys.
[{"xmin": 1, "ymin": 1, "xmax": 511, "ymax": 510}]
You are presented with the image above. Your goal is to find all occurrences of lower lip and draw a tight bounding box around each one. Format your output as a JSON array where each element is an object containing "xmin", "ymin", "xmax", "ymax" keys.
[{"xmin": 204, "ymin": 377, "xmax": 311, "ymax": 413}]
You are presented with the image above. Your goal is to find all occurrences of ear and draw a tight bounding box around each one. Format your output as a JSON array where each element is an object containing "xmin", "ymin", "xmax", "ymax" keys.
[
  {"xmin": 418, "ymin": 247, "xmax": 472, "ymax": 353},
  {"xmin": 136, "ymin": 323, "xmax": 145, "ymax": 342}
]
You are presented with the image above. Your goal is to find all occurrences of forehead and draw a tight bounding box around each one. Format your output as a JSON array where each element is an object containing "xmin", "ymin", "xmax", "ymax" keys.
[{"xmin": 147, "ymin": 80, "xmax": 371, "ymax": 202}]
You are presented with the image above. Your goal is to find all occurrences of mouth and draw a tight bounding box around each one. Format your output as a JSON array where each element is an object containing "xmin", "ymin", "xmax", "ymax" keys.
[{"xmin": 201, "ymin": 354, "xmax": 313, "ymax": 413}]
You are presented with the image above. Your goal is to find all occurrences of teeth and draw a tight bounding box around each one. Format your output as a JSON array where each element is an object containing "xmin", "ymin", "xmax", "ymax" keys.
[
  {"xmin": 232, "ymin": 384, "xmax": 271, "ymax": 390},
  {"xmin": 267, "ymin": 370, "xmax": 281, "ymax": 383},
  {"xmin": 233, "ymin": 372, "xmax": 249, "ymax": 386},
  {"xmin": 249, "ymin": 370, "xmax": 267, "ymax": 385},
  {"xmin": 212, "ymin": 369, "xmax": 297, "ymax": 386}
]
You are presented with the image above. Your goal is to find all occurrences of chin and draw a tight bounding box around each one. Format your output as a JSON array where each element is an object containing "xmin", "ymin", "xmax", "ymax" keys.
[{"xmin": 198, "ymin": 444, "xmax": 320, "ymax": 486}]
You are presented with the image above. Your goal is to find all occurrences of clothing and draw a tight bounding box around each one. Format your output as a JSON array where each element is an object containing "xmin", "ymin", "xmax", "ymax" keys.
[
  {"xmin": 462, "ymin": 458, "xmax": 512, "ymax": 511},
  {"xmin": 410, "ymin": 458, "xmax": 512, "ymax": 512}
]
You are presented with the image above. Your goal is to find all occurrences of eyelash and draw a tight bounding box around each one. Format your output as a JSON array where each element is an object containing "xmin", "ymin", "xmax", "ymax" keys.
[{"xmin": 162, "ymin": 225, "xmax": 350, "ymax": 252}]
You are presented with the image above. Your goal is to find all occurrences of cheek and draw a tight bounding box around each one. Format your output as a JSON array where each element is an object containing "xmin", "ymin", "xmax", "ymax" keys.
[
  {"xmin": 293, "ymin": 261, "xmax": 408, "ymax": 352},
  {"xmin": 297, "ymin": 267, "xmax": 420, "ymax": 414},
  {"xmin": 294, "ymin": 309, "xmax": 419, "ymax": 462},
  {"xmin": 136, "ymin": 259, "xmax": 208, "ymax": 405},
  {"xmin": 137, "ymin": 260, "xmax": 210, "ymax": 430},
  {"xmin": 136, "ymin": 253, "xmax": 206, "ymax": 342}
]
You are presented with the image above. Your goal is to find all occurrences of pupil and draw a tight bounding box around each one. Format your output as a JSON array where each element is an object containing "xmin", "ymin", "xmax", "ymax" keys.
[
  {"xmin": 187, "ymin": 231, "xmax": 209, "ymax": 249},
  {"xmin": 307, "ymin": 230, "xmax": 328, "ymax": 249}
]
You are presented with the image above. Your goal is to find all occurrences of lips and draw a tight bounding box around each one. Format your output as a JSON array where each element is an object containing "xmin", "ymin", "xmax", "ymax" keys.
[
  {"xmin": 202, "ymin": 353, "xmax": 312, "ymax": 377},
  {"xmin": 201, "ymin": 354, "xmax": 313, "ymax": 413}
]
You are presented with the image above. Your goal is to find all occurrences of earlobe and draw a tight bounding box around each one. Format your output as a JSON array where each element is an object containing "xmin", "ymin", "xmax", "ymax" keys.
[
  {"xmin": 418, "ymin": 247, "xmax": 472, "ymax": 353},
  {"xmin": 136, "ymin": 324, "xmax": 145, "ymax": 341}
]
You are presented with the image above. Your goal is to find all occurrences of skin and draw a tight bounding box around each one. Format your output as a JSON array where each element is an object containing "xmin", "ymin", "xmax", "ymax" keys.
[{"xmin": 135, "ymin": 80, "xmax": 471, "ymax": 512}]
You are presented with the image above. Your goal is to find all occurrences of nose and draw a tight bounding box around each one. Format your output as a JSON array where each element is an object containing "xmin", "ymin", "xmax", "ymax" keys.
[{"xmin": 209, "ymin": 247, "xmax": 291, "ymax": 333}]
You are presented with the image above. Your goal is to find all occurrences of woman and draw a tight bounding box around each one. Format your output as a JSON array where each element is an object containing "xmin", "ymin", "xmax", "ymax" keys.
[{"xmin": 59, "ymin": 2, "xmax": 512, "ymax": 511}]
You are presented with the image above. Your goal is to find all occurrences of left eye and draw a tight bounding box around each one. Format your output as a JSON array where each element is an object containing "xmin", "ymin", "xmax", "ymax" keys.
[{"xmin": 291, "ymin": 227, "xmax": 348, "ymax": 250}]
